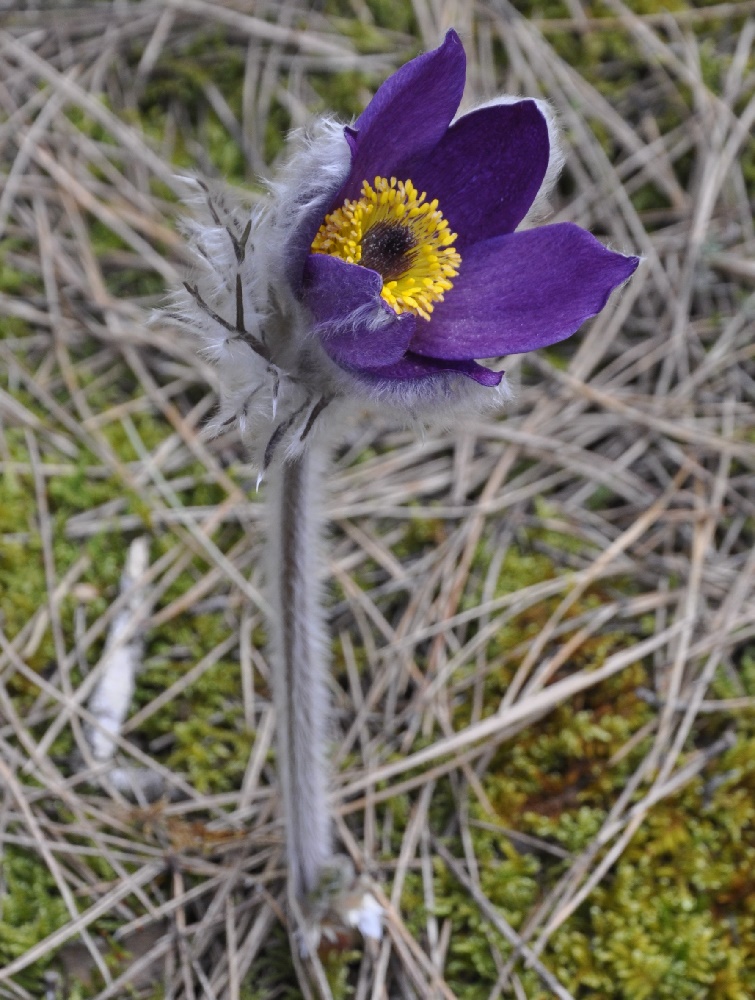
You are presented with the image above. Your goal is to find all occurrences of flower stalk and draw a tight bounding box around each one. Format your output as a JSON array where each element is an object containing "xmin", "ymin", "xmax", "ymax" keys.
[
  {"xmin": 266, "ymin": 441, "xmax": 332, "ymax": 899},
  {"xmin": 266, "ymin": 436, "xmax": 384, "ymax": 954}
]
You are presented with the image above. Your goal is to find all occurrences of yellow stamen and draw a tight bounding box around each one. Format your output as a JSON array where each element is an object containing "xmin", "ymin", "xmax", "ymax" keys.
[{"xmin": 311, "ymin": 177, "xmax": 461, "ymax": 321}]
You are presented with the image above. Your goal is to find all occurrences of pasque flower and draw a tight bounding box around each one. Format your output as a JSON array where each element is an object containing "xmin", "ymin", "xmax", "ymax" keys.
[
  {"xmin": 171, "ymin": 30, "xmax": 640, "ymax": 948},
  {"xmin": 175, "ymin": 30, "xmax": 638, "ymax": 466},
  {"xmin": 302, "ymin": 30, "xmax": 638, "ymax": 392}
]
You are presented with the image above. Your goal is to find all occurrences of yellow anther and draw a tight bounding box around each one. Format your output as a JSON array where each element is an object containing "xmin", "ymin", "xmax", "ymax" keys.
[{"xmin": 311, "ymin": 176, "xmax": 461, "ymax": 320}]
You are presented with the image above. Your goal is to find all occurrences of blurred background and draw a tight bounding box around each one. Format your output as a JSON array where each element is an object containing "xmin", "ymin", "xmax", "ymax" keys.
[{"xmin": 0, "ymin": 1, "xmax": 753, "ymax": 997}]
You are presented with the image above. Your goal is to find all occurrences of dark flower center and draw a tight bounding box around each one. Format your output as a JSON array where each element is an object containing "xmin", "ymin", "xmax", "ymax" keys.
[{"xmin": 360, "ymin": 222, "xmax": 417, "ymax": 281}]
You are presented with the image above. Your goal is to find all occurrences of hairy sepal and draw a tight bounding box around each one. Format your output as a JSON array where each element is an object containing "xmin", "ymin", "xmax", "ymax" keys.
[{"xmin": 166, "ymin": 122, "xmax": 350, "ymax": 466}]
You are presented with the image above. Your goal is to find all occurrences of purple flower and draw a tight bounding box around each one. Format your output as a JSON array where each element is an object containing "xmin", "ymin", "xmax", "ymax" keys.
[
  {"xmin": 301, "ymin": 30, "xmax": 639, "ymax": 388},
  {"xmin": 174, "ymin": 30, "xmax": 640, "ymax": 467}
]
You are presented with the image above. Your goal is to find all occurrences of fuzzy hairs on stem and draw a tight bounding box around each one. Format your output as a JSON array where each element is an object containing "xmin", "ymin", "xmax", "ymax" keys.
[
  {"xmin": 266, "ymin": 438, "xmax": 384, "ymax": 955},
  {"xmin": 265, "ymin": 440, "xmax": 333, "ymax": 900}
]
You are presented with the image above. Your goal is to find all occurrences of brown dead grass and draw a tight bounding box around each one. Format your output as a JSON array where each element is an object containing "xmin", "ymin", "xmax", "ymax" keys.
[{"xmin": 0, "ymin": 1, "xmax": 753, "ymax": 998}]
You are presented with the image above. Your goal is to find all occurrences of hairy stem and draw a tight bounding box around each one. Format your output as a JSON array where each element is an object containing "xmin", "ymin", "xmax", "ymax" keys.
[{"xmin": 267, "ymin": 443, "xmax": 332, "ymax": 899}]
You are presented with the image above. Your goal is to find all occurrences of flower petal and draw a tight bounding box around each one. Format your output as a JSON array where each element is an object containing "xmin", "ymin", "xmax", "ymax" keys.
[
  {"xmin": 358, "ymin": 352, "xmax": 503, "ymax": 385},
  {"xmin": 338, "ymin": 30, "xmax": 466, "ymax": 203},
  {"xmin": 473, "ymin": 95, "xmax": 565, "ymax": 227},
  {"xmin": 410, "ymin": 224, "xmax": 640, "ymax": 359},
  {"xmin": 303, "ymin": 253, "xmax": 415, "ymax": 369},
  {"xmin": 404, "ymin": 101, "xmax": 550, "ymax": 248}
]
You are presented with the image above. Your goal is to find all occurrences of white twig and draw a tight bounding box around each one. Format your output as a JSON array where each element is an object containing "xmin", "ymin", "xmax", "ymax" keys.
[
  {"xmin": 87, "ymin": 537, "xmax": 150, "ymax": 762},
  {"xmin": 85, "ymin": 537, "xmax": 163, "ymax": 799}
]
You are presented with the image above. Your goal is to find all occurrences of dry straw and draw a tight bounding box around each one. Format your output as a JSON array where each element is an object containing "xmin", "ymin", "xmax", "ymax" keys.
[{"xmin": 0, "ymin": 2, "xmax": 753, "ymax": 998}]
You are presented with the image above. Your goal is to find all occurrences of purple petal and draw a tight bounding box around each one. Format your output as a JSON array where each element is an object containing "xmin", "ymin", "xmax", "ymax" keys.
[
  {"xmin": 285, "ymin": 181, "xmax": 349, "ymax": 296},
  {"xmin": 409, "ymin": 224, "xmax": 640, "ymax": 360},
  {"xmin": 337, "ymin": 30, "xmax": 466, "ymax": 203},
  {"xmin": 303, "ymin": 253, "xmax": 415, "ymax": 369},
  {"xmin": 403, "ymin": 102, "xmax": 550, "ymax": 248},
  {"xmin": 357, "ymin": 352, "xmax": 503, "ymax": 385}
]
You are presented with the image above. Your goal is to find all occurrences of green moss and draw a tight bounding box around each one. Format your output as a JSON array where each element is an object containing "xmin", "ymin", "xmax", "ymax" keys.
[
  {"xmin": 364, "ymin": 0, "xmax": 417, "ymax": 34},
  {"xmin": 167, "ymin": 714, "xmax": 255, "ymax": 793},
  {"xmin": 0, "ymin": 263, "xmax": 31, "ymax": 297},
  {"xmin": 399, "ymin": 683, "xmax": 755, "ymax": 998},
  {"xmin": 0, "ymin": 848, "xmax": 70, "ymax": 990},
  {"xmin": 358, "ymin": 508, "xmax": 755, "ymax": 998},
  {"xmin": 0, "ymin": 237, "xmax": 43, "ymax": 303}
]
